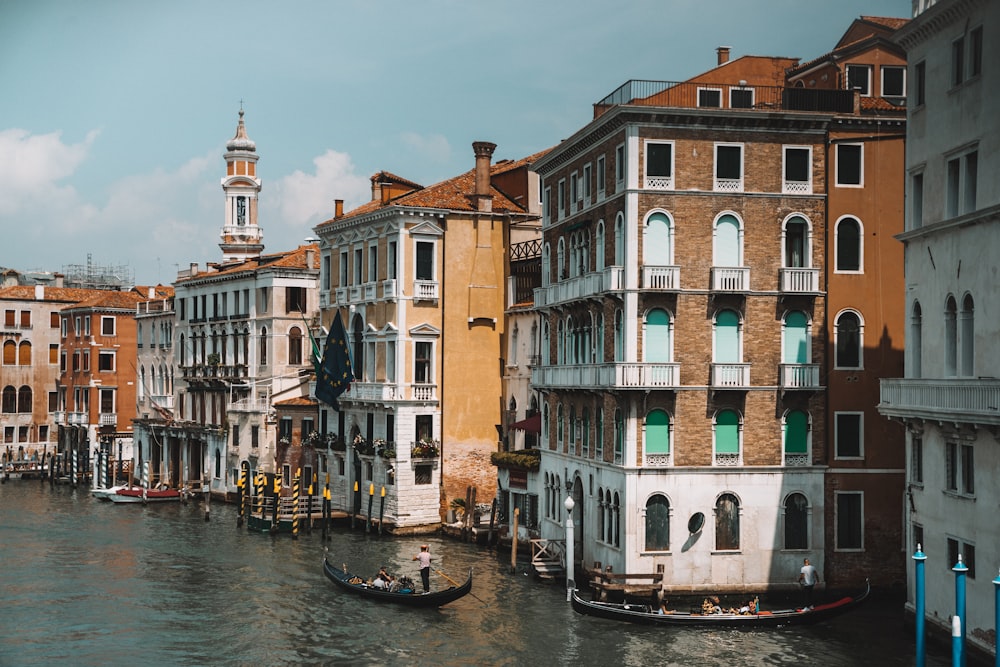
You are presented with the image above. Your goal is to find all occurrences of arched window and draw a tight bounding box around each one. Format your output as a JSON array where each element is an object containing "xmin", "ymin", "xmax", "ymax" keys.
[
  {"xmin": 352, "ymin": 315, "xmax": 364, "ymax": 381},
  {"xmin": 644, "ymin": 211, "xmax": 673, "ymax": 266},
  {"xmin": 139, "ymin": 366, "xmax": 146, "ymax": 399},
  {"xmin": 612, "ymin": 491, "xmax": 621, "ymax": 546},
  {"xmin": 2, "ymin": 386, "xmax": 16, "ymax": 413},
  {"xmin": 614, "ymin": 309, "xmax": 624, "ymax": 361},
  {"xmin": 582, "ymin": 407, "xmax": 590, "ymax": 457},
  {"xmin": 556, "ymin": 320, "xmax": 564, "ymax": 365},
  {"xmin": 18, "ymin": 341, "xmax": 31, "ymax": 366},
  {"xmin": 2, "ymin": 341, "xmax": 15, "ymax": 365},
  {"xmin": 541, "ymin": 243, "xmax": 551, "ymax": 287},
  {"xmin": 784, "ymin": 493, "xmax": 809, "ymax": 549},
  {"xmin": 597, "ymin": 487, "xmax": 606, "ymax": 541},
  {"xmin": 259, "ymin": 327, "xmax": 268, "ymax": 366},
  {"xmin": 782, "ymin": 310, "xmax": 809, "ymax": 364},
  {"xmin": 644, "ymin": 408, "xmax": 671, "ymax": 465},
  {"xmin": 645, "ymin": 494, "xmax": 670, "ymax": 552},
  {"xmin": 595, "ymin": 313, "xmax": 604, "ymax": 363},
  {"xmin": 783, "ymin": 410, "xmax": 809, "ymax": 466},
  {"xmin": 542, "ymin": 402, "xmax": 549, "ymax": 446},
  {"xmin": 714, "ymin": 409, "xmax": 741, "ymax": 466},
  {"xmin": 596, "ymin": 408, "xmax": 604, "ymax": 459},
  {"xmin": 835, "ymin": 310, "xmax": 862, "ymax": 369},
  {"xmin": 715, "ymin": 493, "xmax": 740, "ymax": 551},
  {"xmin": 556, "ymin": 237, "xmax": 566, "ymax": 280},
  {"xmin": 569, "ymin": 405, "xmax": 577, "ymax": 448},
  {"xmin": 614, "ymin": 408, "xmax": 624, "ymax": 464},
  {"xmin": 614, "ymin": 213, "xmax": 625, "ymax": 265},
  {"xmin": 215, "ymin": 448, "xmax": 222, "ymax": 478},
  {"xmin": 644, "ymin": 308, "xmax": 672, "ymax": 363},
  {"xmin": 783, "ymin": 215, "xmax": 809, "ymax": 268},
  {"xmin": 909, "ymin": 301, "xmax": 922, "ymax": 378},
  {"xmin": 556, "ymin": 403, "xmax": 564, "ymax": 448},
  {"xmin": 288, "ymin": 326, "xmax": 303, "ymax": 365},
  {"xmin": 595, "ymin": 220, "xmax": 606, "ymax": 272},
  {"xmin": 835, "ymin": 216, "xmax": 862, "ymax": 272},
  {"xmin": 944, "ymin": 295, "xmax": 957, "ymax": 377},
  {"xmin": 960, "ymin": 294, "xmax": 974, "ymax": 377},
  {"xmin": 179, "ymin": 333, "xmax": 186, "ymax": 366},
  {"xmin": 714, "ymin": 213, "xmax": 742, "ymax": 267}
]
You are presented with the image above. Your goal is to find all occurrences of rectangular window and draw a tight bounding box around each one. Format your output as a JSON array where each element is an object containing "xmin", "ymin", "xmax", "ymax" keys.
[
  {"xmin": 557, "ymin": 179, "xmax": 565, "ymax": 219},
  {"xmin": 285, "ymin": 286, "xmax": 306, "ymax": 313},
  {"xmin": 730, "ymin": 87, "xmax": 754, "ymax": 109},
  {"xmin": 74, "ymin": 317, "xmax": 81, "ymax": 336},
  {"xmin": 39, "ymin": 425, "xmax": 48, "ymax": 441},
  {"xmin": 965, "ymin": 542, "xmax": 976, "ymax": 579},
  {"xmin": 911, "ymin": 172, "xmax": 924, "ymax": 229},
  {"xmin": 645, "ymin": 141, "xmax": 673, "ymax": 189},
  {"xmin": 714, "ymin": 143, "xmax": 743, "ymax": 191},
  {"xmin": 49, "ymin": 344, "xmax": 58, "ymax": 364},
  {"xmin": 970, "ymin": 26, "xmax": 983, "ymax": 77},
  {"xmin": 952, "ymin": 36, "xmax": 965, "ymax": 85},
  {"xmin": 99, "ymin": 388, "xmax": 114, "ymax": 414},
  {"xmin": 50, "ymin": 312, "xmax": 60, "ymax": 328},
  {"xmin": 698, "ymin": 87, "xmax": 722, "ymax": 107},
  {"xmin": 251, "ymin": 425, "xmax": 260, "ymax": 448},
  {"xmin": 846, "ymin": 64, "xmax": 872, "ymax": 96},
  {"xmin": 542, "ymin": 187, "xmax": 551, "ymax": 225},
  {"xmin": 321, "ymin": 254, "xmax": 331, "ymax": 291},
  {"xmin": 582, "ymin": 163, "xmax": 592, "ymax": 203},
  {"xmin": 964, "ymin": 151, "xmax": 978, "ymax": 214},
  {"xmin": 915, "ymin": 61, "xmax": 926, "ymax": 106},
  {"xmin": 61, "ymin": 317, "xmax": 67, "ymax": 337},
  {"xmin": 387, "ymin": 241, "xmax": 397, "ymax": 280},
  {"xmin": 414, "ymin": 341, "xmax": 431, "ymax": 383},
  {"xmin": 615, "ymin": 145, "xmax": 625, "ymax": 185},
  {"xmin": 596, "ymin": 155, "xmax": 606, "ymax": 198},
  {"xmin": 386, "ymin": 340, "xmax": 396, "ymax": 382},
  {"xmin": 836, "ymin": 143, "xmax": 863, "ymax": 187},
  {"xmin": 783, "ymin": 146, "xmax": 811, "ymax": 193},
  {"xmin": 834, "ymin": 412, "xmax": 862, "ymax": 458},
  {"xmin": 48, "ymin": 391, "xmax": 57, "ymax": 412},
  {"xmin": 881, "ymin": 66, "xmax": 906, "ymax": 99},
  {"xmin": 84, "ymin": 316, "xmax": 91, "ymax": 336},
  {"xmin": 570, "ymin": 171, "xmax": 579, "ymax": 205},
  {"xmin": 960, "ymin": 443, "xmax": 974, "ymax": 495},
  {"xmin": 279, "ymin": 418, "xmax": 292, "ymax": 442},
  {"xmin": 947, "ymin": 157, "xmax": 961, "ymax": 218},
  {"xmin": 353, "ymin": 248, "xmax": 363, "ymax": 284},
  {"xmin": 101, "ymin": 316, "xmax": 114, "ymax": 336},
  {"xmin": 415, "ymin": 241, "xmax": 434, "ymax": 281},
  {"xmin": 910, "ymin": 436, "xmax": 923, "ymax": 484},
  {"xmin": 368, "ymin": 245, "xmax": 377, "ymax": 283},
  {"xmin": 3, "ymin": 310, "xmax": 13, "ymax": 327},
  {"xmin": 98, "ymin": 351, "xmax": 114, "ymax": 372},
  {"xmin": 945, "ymin": 442, "xmax": 958, "ymax": 491},
  {"xmin": 60, "ymin": 352, "xmax": 66, "ymax": 372},
  {"xmin": 19, "ymin": 310, "xmax": 30, "ymax": 327},
  {"xmin": 72, "ymin": 351, "xmax": 80, "ymax": 372},
  {"xmin": 339, "ymin": 251, "xmax": 349, "ymax": 286},
  {"xmin": 82, "ymin": 351, "xmax": 90, "ymax": 372},
  {"xmin": 835, "ymin": 491, "xmax": 863, "ymax": 550},
  {"xmin": 414, "ymin": 463, "xmax": 433, "ymax": 485}
]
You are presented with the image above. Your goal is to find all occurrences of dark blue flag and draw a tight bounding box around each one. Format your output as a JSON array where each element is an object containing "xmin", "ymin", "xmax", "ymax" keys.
[{"xmin": 315, "ymin": 310, "xmax": 353, "ymax": 411}]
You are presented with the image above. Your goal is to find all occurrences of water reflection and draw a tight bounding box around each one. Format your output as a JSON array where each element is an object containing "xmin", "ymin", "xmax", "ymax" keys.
[{"xmin": 0, "ymin": 483, "xmax": 952, "ymax": 667}]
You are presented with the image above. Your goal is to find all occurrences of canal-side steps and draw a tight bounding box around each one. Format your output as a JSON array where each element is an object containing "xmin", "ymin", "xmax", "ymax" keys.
[{"xmin": 530, "ymin": 538, "xmax": 565, "ymax": 581}]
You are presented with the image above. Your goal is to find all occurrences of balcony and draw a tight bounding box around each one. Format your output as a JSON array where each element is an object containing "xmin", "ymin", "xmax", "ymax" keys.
[
  {"xmin": 642, "ymin": 265, "xmax": 680, "ymax": 291},
  {"xmin": 644, "ymin": 451, "xmax": 672, "ymax": 467},
  {"xmin": 879, "ymin": 378, "xmax": 1000, "ymax": 427},
  {"xmin": 67, "ymin": 412, "xmax": 88, "ymax": 425},
  {"xmin": 644, "ymin": 175, "xmax": 674, "ymax": 190},
  {"xmin": 335, "ymin": 287, "xmax": 349, "ymax": 304},
  {"xmin": 363, "ymin": 282, "xmax": 377, "ymax": 303},
  {"xmin": 533, "ymin": 267, "xmax": 624, "ymax": 308},
  {"xmin": 180, "ymin": 364, "xmax": 248, "ymax": 382},
  {"xmin": 228, "ymin": 397, "xmax": 271, "ymax": 414},
  {"xmin": 414, "ymin": 280, "xmax": 439, "ymax": 302},
  {"xmin": 782, "ymin": 179, "xmax": 812, "ymax": 195},
  {"xmin": 319, "ymin": 292, "xmax": 329, "ymax": 308},
  {"xmin": 713, "ymin": 177, "xmax": 743, "ymax": 193},
  {"xmin": 532, "ymin": 362, "xmax": 680, "ymax": 390},
  {"xmin": 711, "ymin": 363, "xmax": 750, "ymax": 388},
  {"xmin": 382, "ymin": 279, "xmax": 397, "ymax": 302},
  {"xmin": 99, "ymin": 413, "xmax": 117, "ymax": 427},
  {"xmin": 711, "ymin": 267, "xmax": 749, "ymax": 292},
  {"xmin": 148, "ymin": 395, "xmax": 175, "ymax": 409},
  {"xmin": 779, "ymin": 268, "xmax": 820, "ymax": 293},
  {"xmin": 345, "ymin": 382, "xmax": 402, "ymax": 402},
  {"xmin": 52, "ymin": 411, "xmax": 65, "ymax": 424},
  {"xmin": 779, "ymin": 364, "xmax": 821, "ymax": 390}
]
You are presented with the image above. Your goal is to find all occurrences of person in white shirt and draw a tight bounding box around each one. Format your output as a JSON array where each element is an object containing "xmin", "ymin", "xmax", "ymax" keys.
[{"xmin": 798, "ymin": 558, "xmax": 820, "ymax": 609}]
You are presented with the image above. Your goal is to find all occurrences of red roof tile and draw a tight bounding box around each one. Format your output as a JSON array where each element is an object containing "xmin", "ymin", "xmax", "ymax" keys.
[{"xmin": 0, "ymin": 286, "xmax": 100, "ymax": 303}]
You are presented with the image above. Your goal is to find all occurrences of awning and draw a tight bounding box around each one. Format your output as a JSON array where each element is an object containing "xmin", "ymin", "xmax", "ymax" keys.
[{"xmin": 507, "ymin": 413, "xmax": 541, "ymax": 434}]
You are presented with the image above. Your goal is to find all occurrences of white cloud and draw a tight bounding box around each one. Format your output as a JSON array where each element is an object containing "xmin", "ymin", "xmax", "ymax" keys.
[
  {"xmin": 0, "ymin": 128, "xmax": 96, "ymax": 216},
  {"xmin": 400, "ymin": 131, "xmax": 452, "ymax": 164},
  {"xmin": 272, "ymin": 149, "xmax": 370, "ymax": 228}
]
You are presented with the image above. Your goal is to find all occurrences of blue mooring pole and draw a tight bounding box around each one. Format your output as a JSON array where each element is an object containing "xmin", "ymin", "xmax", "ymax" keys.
[
  {"xmin": 993, "ymin": 569, "xmax": 1000, "ymax": 667},
  {"xmin": 952, "ymin": 615, "xmax": 962, "ymax": 667},
  {"xmin": 954, "ymin": 555, "xmax": 968, "ymax": 667},
  {"xmin": 914, "ymin": 544, "xmax": 927, "ymax": 667}
]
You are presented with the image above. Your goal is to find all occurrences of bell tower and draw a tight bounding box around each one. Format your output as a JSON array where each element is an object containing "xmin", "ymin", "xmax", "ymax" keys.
[{"xmin": 220, "ymin": 108, "xmax": 264, "ymax": 261}]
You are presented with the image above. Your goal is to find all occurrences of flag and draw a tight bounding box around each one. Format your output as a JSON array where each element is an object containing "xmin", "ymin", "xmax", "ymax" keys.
[{"xmin": 315, "ymin": 310, "xmax": 353, "ymax": 411}]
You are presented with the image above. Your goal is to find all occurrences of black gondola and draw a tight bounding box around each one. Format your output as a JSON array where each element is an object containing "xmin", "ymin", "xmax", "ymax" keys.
[
  {"xmin": 571, "ymin": 579, "xmax": 870, "ymax": 627},
  {"xmin": 322, "ymin": 556, "xmax": 473, "ymax": 607}
]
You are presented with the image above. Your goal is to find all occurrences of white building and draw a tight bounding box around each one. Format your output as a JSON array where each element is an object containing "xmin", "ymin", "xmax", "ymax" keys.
[{"xmin": 880, "ymin": 0, "xmax": 1000, "ymax": 660}]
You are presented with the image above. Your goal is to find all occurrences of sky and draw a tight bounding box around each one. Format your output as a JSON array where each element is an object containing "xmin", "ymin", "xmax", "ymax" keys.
[{"xmin": 1, "ymin": 0, "xmax": 910, "ymax": 287}]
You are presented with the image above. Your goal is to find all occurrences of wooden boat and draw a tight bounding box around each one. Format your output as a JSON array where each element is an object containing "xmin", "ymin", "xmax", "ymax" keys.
[
  {"xmin": 108, "ymin": 486, "xmax": 182, "ymax": 503},
  {"xmin": 571, "ymin": 579, "xmax": 870, "ymax": 627},
  {"xmin": 323, "ymin": 557, "xmax": 473, "ymax": 607},
  {"xmin": 92, "ymin": 485, "xmax": 128, "ymax": 501}
]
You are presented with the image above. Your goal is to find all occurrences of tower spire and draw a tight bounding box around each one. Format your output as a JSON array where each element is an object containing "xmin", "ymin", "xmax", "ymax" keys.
[{"xmin": 220, "ymin": 107, "xmax": 263, "ymax": 261}]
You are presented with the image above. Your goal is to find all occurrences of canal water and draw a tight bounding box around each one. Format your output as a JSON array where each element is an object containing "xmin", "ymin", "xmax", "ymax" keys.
[{"xmin": 1, "ymin": 482, "xmax": 953, "ymax": 667}]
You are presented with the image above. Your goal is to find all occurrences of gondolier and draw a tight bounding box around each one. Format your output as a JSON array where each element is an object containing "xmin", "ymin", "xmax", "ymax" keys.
[{"xmin": 413, "ymin": 545, "xmax": 432, "ymax": 593}]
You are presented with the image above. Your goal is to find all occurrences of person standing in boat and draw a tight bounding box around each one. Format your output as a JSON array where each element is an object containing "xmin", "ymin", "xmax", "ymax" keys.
[
  {"xmin": 798, "ymin": 558, "xmax": 820, "ymax": 609},
  {"xmin": 413, "ymin": 545, "xmax": 432, "ymax": 593}
]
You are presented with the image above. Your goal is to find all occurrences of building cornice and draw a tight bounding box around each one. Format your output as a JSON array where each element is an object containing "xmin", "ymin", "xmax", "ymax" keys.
[{"xmin": 893, "ymin": 0, "xmax": 987, "ymax": 50}]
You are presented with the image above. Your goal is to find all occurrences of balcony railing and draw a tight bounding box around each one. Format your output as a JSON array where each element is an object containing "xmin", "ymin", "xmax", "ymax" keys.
[
  {"xmin": 711, "ymin": 267, "xmax": 749, "ymax": 292},
  {"xmin": 180, "ymin": 364, "xmax": 248, "ymax": 381},
  {"xmin": 99, "ymin": 413, "xmax": 117, "ymax": 426},
  {"xmin": 644, "ymin": 452, "xmax": 672, "ymax": 467},
  {"xmin": 533, "ymin": 267, "xmax": 624, "ymax": 308},
  {"xmin": 363, "ymin": 283, "xmax": 377, "ymax": 303},
  {"xmin": 780, "ymin": 268, "xmax": 820, "ymax": 293},
  {"xmin": 414, "ymin": 280, "xmax": 439, "ymax": 301},
  {"xmin": 382, "ymin": 279, "xmax": 397, "ymax": 301},
  {"xmin": 346, "ymin": 382, "xmax": 402, "ymax": 402},
  {"xmin": 714, "ymin": 177, "xmax": 743, "ymax": 193},
  {"xmin": 711, "ymin": 363, "xmax": 750, "ymax": 388},
  {"xmin": 782, "ymin": 180, "xmax": 812, "ymax": 194},
  {"xmin": 644, "ymin": 175, "xmax": 674, "ymax": 190},
  {"xmin": 532, "ymin": 362, "xmax": 680, "ymax": 390},
  {"xmin": 335, "ymin": 287, "xmax": 349, "ymax": 304},
  {"xmin": 148, "ymin": 395, "xmax": 175, "ymax": 409},
  {"xmin": 68, "ymin": 412, "xmax": 88, "ymax": 425},
  {"xmin": 784, "ymin": 453, "xmax": 811, "ymax": 466},
  {"xmin": 642, "ymin": 265, "xmax": 680, "ymax": 291},
  {"xmin": 879, "ymin": 378, "xmax": 1000, "ymax": 426},
  {"xmin": 779, "ymin": 364, "xmax": 821, "ymax": 390},
  {"xmin": 228, "ymin": 397, "xmax": 271, "ymax": 414}
]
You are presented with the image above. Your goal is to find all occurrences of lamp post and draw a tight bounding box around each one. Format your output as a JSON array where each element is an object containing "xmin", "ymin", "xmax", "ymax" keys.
[{"xmin": 564, "ymin": 495, "xmax": 575, "ymax": 601}]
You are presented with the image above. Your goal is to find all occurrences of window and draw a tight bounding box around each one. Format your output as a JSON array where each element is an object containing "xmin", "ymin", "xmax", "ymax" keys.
[
  {"xmin": 251, "ymin": 425, "xmax": 260, "ymax": 448},
  {"xmin": 945, "ymin": 295, "xmax": 958, "ymax": 377},
  {"xmin": 50, "ymin": 312, "xmax": 60, "ymax": 328},
  {"xmin": 783, "ymin": 146, "xmax": 811, "ymax": 194},
  {"xmin": 836, "ymin": 491, "xmax": 863, "ymax": 550},
  {"xmin": 645, "ymin": 494, "xmax": 670, "ymax": 551},
  {"xmin": 1, "ymin": 386, "xmax": 14, "ymax": 413},
  {"xmin": 17, "ymin": 341, "xmax": 30, "ymax": 366},
  {"xmin": 288, "ymin": 327, "xmax": 302, "ymax": 365},
  {"xmin": 569, "ymin": 171, "xmax": 579, "ymax": 209},
  {"xmin": 835, "ymin": 412, "xmax": 862, "ymax": 459},
  {"xmin": 960, "ymin": 294, "xmax": 974, "ymax": 377},
  {"xmin": 836, "ymin": 143, "xmax": 863, "ymax": 187},
  {"xmin": 730, "ymin": 87, "xmax": 753, "ymax": 108},
  {"xmin": 915, "ymin": 61, "xmax": 926, "ymax": 106},
  {"xmin": 414, "ymin": 464, "xmax": 433, "ymax": 485},
  {"xmin": 415, "ymin": 241, "xmax": 434, "ymax": 281},
  {"xmin": 353, "ymin": 247, "xmax": 363, "ymax": 284},
  {"xmin": 47, "ymin": 391, "xmax": 57, "ymax": 412},
  {"xmin": 970, "ymin": 26, "xmax": 983, "ymax": 78},
  {"xmin": 715, "ymin": 493, "xmax": 740, "ymax": 551},
  {"xmin": 97, "ymin": 351, "xmax": 114, "ymax": 372},
  {"xmin": 960, "ymin": 444, "xmax": 974, "ymax": 495},
  {"xmin": 784, "ymin": 493, "xmax": 809, "ymax": 550},
  {"xmin": 19, "ymin": 310, "xmax": 30, "ymax": 327},
  {"xmin": 613, "ymin": 408, "xmax": 623, "ymax": 464},
  {"xmin": 414, "ymin": 341, "xmax": 431, "ymax": 383},
  {"xmin": 17, "ymin": 385, "xmax": 31, "ymax": 412},
  {"xmin": 615, "ymin": 144, "xmax": 625, "ymax": 186},
  {"xmin": 952, "ymin": 36, "xmax": 965, "ymax": 86},
  {"xmin": 946, "ymin": 149, "xmax": 978, "ymax": 218},
  {"xmin": 99, "ymin": 388, "xmax": 114, "ymax": 415},
  {"xmin": 1, "ymin": 341, "xmax": 13, "ymax": 366},
  {"xmin": 714, "ymin": 409, "xmax": 741, "ymax": 466},
  {"xmin": 846, "ymin": 64, "xmax": 871, "ymax": 95},
  {"xmin": 596, "ymin": 155, "xmax": 606, "ymax": 198},
  {"xmin": 698, "ymin": 87, "xmax": 722, "ymax": 107},
  {"xmin": 285, "ymin": 287, "xmax": 306, "ymax": 313},
  {"xmin": 645, "ymin": 141, "xmax": 673, "ymax": 189},
  {"xmin": 835, "ymin": 217, "xmax": 862, "ymax": 272},
  {"xmin": 783, "ymin": 410, "xmax": 809, "ymax": 465},
  {"xmin": 595, "ymin": 408, "xmax": 604, "ymax": 459},
  {"xmin": 911, "ymin": 436, "xmax": 923, "ymax": 484},
  {"xmin": 582, "ymin": 163, "xmax": 591, "ymax": 203},
  {"xmin": 911, "ymin": 172, "xmax": 924, "ymax": 229},
  {"xmin": 714, "ymin": 144, "xmax": 743, "ymax": 192},
  {"xmin": 947, "ymin": 538, "xmax": 976, "ymax": 578},
  {"xmin": 61, "ymin": 317, "xmax": 67, "ymax": 337},
  {"xmin": 783, "ymin": 216, "xmax": 809, "ymax": 269},
  {"xmin": 881, "ymin": 66, "xmax": 906, "ymax": 99},
  {"xmin": 557, "ymin": 179, "xmax": 566, "ymax": 219},
  {"xmin": 910, "ymin": 301, "xmax": 923, "ymax": 377},
  {"xmin": 84, "ymin": 316, "xmax": 91, "ymax": 336},
  {"xmin": 644, "ymin": 408, "xmax": 671, "ymax": 464},
  {"xmin": 946, "ymin": 442, "xmax": 975, "ymax": 496},
  {"xmin": 259, "ymin": 327, "xmax": 268, "ymax": 365},
  {"xmin": 386, "ymin": 241, "xmax": 397, "ymax": 280},
  {"xmin": 101, "ymin": 316, "xmax": 115, "ymax": 336}
]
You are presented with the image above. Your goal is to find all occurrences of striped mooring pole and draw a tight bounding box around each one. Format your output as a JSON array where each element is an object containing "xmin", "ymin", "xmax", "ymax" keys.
[{"xmin": 291, "ymin": 471, "xmax": 300, "ymax": 540}]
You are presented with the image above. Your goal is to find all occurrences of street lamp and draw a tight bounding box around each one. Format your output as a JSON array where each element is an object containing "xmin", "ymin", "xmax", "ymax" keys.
[{"xmin": 564, "ymin": 495, "xmax": 575, "ymax": 601}]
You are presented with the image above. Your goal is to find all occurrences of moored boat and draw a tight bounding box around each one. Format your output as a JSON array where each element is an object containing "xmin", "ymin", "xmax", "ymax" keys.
[
  {"xmin": 92, "ymin": 485, "xmax": 128, "ymax": 501},
  {"xmin": 323, "ymin": 556, "xmax": 472, "ymax": 607},
  {"xmin": 571, "ymin": 579, "xmax": 870, "ymax": 627},
  {"xmin": 108, "ymin": 486, "xmax": 182, "ymax": 503}
]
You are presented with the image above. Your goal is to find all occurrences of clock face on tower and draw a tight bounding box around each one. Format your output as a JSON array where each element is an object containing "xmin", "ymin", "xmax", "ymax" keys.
[{"xmin": 237, "ymin": 197, "xmax": 246, "ymax": 225}]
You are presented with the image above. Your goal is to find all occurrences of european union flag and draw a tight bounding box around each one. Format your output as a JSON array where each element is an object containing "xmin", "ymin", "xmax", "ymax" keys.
[{"xmin": 315, "ymin": 310, "xmax": 353, "ymax": 411}]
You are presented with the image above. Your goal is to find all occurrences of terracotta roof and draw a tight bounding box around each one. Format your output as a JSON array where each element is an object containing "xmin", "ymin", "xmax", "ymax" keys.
[
  {"xmin": 860, "ymin": 96, "xmax": 906, "ymax": 112},
  {"xmin": 64, "ymin": 290, "xmax": 147, "ymax": 311},
  {"xmin": 370, "ymin": 170, "xmax": 423, "ymax": 190},
  {"xmin": 175, "ymin": 244, "xmax": 319, "ymax": 283},
  {"xmin": 860, "ymin": 16, "xmax": 909, "ymax": 31},
  {"xmin": 789, "ymin": 15, "xmax": 908, "ymax": 78},
  {"xmin": 132, "ymin": 285, "xmax": 175, "ymax": 299},
  {"xmin": 273, "ymin": 396, "xmax": 318, "ymax": 407},
  {"xmin": 317, "ymin": 148, "xmax": 552, "ymax": 227},
  {"xmin": 0, "ymin": 286, "xmax": 100, "ymax": 303}
]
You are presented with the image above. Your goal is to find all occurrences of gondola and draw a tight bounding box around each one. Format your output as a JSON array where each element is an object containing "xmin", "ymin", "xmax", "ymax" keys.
[
  {"xmin": 571, "ymin": 579, "xmax": 870, "ymax": 628},
  {"xmin": 322, "ymin": 556, "xmax": 473, "ymax": 607}
]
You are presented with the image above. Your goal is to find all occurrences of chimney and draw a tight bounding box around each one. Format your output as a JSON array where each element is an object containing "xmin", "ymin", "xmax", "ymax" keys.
[
  {"xmin": 190, "ymin": 262, "xmax": 199, "ymax": 276},
  {"xmin": 305, "ymin": 248, "xmax": 315, "ymax": 269},
  {"xmin": 34, "ymin": 285, "xmax": 44, "ymax": 300},
  {"xmin": 55, "ymin": 273, "xmax": 64, "ymax": 288},
  {"xmin": 335, "ymin": 199, "xmax": 344, "ymax": 219},
  {"xmin": 371, "ymin": 176, "xmax": 382, "ymax": 202},
  {"xmin": 148, "ymin": 286, "xmax": 155, "ymax": 299},
  {"xmin": 472, "ymin": 141, "xmax": 497, "ymax": 212},
  {"xmin": 716, "ymin": 46, "xmax": 731, "ymax": 66}
]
